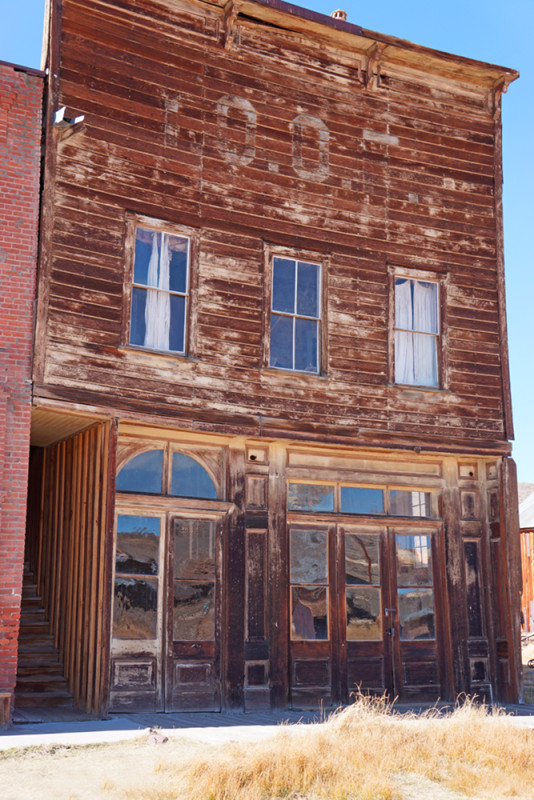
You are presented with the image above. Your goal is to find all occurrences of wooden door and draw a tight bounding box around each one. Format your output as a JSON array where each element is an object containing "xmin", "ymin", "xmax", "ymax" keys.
[
  {"xmin": 109, "ymin": 512, "xmax": 165, "ymax": 712},
  {"xmin": 288, "ymin": 524, "xmax": 337, "ymax": 708},
  {"xmin": 341, "ymin": 525, "xmax": 394, "ymax": 700},
  {"xmin": 165, "ymin": 516, "xmax": 222, "ymax": 711},
  {"xmin": 340, "ymin": 524, "xmax": 443, "ymax": 703},
  {"xmin": 389, "ymin": 527, "xmax": 442, "ymax": 702}
]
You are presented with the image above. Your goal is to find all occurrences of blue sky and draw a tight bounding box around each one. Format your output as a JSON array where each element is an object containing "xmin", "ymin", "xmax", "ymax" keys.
[{"xmin": 3, "ymin": 0, "xmax": 533, "ymax": 482}]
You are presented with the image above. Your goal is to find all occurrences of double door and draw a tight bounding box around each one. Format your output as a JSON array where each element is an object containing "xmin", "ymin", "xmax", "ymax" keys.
[
  {"xmin": 110, "ymin": 512, "xmax": 222, "ymax": 712},
  {"xmin": 289, "ymin": 523, "xmax": 445, "ymax": 707}
]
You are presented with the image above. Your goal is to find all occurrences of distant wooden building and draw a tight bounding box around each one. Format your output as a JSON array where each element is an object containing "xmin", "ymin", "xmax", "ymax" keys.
[
  {"xmin": 518, "ymin": 484, "xmax": 534, "ymax": 636},
  {"xmin": 18, "ymin": 0, "xmax": 522, "ymax": 715}
]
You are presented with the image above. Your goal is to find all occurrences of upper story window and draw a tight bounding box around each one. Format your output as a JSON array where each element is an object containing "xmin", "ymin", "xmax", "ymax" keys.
[
  {"xmin": 270, "ymin": 256, "xmax": 321, "ymax": 373},
  {"xmin": 394, "ymin": 276, "xmax": 439, "ymax": 387},
  {"xmin": 129, "ymin": 225, "xmax": 190, "ymax": 354}
]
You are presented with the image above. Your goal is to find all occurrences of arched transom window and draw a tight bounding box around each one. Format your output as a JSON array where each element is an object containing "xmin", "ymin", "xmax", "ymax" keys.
[{"xmin": 116, "ymin": 448, "xmax": 218, "ymax": 499}]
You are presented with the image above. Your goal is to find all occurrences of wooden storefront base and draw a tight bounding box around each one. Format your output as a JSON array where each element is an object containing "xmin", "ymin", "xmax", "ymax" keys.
[{"xmin": 0, "ymin": 693, "xmax": 11, "ymax": 728}]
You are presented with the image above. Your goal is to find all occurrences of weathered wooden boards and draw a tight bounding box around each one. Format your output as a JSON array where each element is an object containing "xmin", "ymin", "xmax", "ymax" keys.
[
  {"xmin": 33, "ymin": 0, "xmax": 517, "ymax": 454},
  {"xmin": 35, "ymin": 422, "xmax": 113, "ymax": 714}
]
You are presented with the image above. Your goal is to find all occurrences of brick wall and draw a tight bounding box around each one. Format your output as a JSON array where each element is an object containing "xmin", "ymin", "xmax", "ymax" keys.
[{"xmin": 0, "ymin": 62, "xmax": 43, "ymax": 724}]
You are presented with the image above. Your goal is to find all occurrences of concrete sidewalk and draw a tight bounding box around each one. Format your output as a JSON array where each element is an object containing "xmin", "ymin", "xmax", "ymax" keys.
[
  {"xmin": 0, "ymin": 709, "xmax": 324, "ymax": 750},
  {"xmin": 2, "ymin": 704, "xmax": 534, "ymax": 751}
]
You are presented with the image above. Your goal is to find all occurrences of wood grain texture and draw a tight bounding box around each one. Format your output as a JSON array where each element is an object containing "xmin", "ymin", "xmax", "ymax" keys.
[{"xmin": 33, "ymin": 0, "xmax": 517, "ymax": 455}]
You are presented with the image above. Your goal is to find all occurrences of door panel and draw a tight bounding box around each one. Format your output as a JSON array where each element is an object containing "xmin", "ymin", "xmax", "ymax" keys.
[
  {"xmin": 342, "ymin": 525, "xmax": 443, "ymax": 703},
  {"xmin": 109, "ymin": 514, "xmax": 164, "ymax": 712},
  {"xmin": 392, "ymin": 529, "xmax": 440, "ymax": 701},
  {"xmin": 289, "ymin": 526, "xmax": 333, "ymax": 708},
  {"xmin": 166, "ymin": 517, "xmax": 221, "ymax": 711},
  {"xmin": 343, "ymin": 526, "xmax": 393, "ymax": 700}
]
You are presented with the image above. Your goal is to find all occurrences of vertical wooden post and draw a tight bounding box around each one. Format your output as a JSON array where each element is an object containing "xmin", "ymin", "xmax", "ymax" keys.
[
  {"xmin": 441, "ymin": 458, "xmax": 470, "ymax": 696},
  {"xmin": 268, "ymin": 442, "xmax": 288, "ymax": 709},
  {"xmin": 98, "ymin": 418, "xmax": 118, "ymax": 717},
  {"xmin": 224, "ymin": 441, "xmax": 246, "ymax": 709}
]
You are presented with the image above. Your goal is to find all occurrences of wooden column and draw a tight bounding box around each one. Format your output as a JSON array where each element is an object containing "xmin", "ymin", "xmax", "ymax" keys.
[
  {"xmin": 224, "ymin": 442, "xmax": 246, "ymax": 709},
  {"xmin": 268, "ymin": 443, "xmax": 288, "ymax": 709}
]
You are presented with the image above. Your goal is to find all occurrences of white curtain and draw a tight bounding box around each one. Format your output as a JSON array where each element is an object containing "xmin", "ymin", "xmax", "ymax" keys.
[
  {"xmin": 414, "ymin": 281, "xmax": 438, "ymax": 386},
  {"xmin": 396, "ymin": 279, "xmax": 438, "ymax": 386},
  {"xmin": 144, "ymin": 232, "xmax": 171, "ymax": 350},
  {"xmin": 395, "ymin": 279, "xmax": 413, "ymax": 384}
]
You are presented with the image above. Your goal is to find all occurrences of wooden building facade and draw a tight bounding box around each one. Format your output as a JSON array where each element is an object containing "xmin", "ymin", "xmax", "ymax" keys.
[{"xmin": 24, "ymin": 0, "xmax": 521, "ymax": 714}]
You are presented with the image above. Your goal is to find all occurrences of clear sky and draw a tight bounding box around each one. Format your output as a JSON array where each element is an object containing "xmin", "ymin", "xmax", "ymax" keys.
[{"xmin": 2, "ymin": 0, "xmax": 533, "ymax": 482}]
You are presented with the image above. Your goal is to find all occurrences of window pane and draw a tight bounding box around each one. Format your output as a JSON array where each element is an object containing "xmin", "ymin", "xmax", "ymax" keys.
[
  {"xmin": 414, "ymin": 333, "xmax": 438, "ymax": 387},
  {"xmin": 291, "ymin": 586, "xmax": 328, "ymax": 640},
  {"xmin": 270, "ymin": 313, "xmax": 293, "ymax": 369},
  {"xmin": 133, "ymin": 228, "xmax": 155, "ymax": 286},
  {"xmin": 174, "ymin": 520, "xmax": 215, "ymax": 580},
  {"xmin": 288, "ymin": 484, "xmax": 334, "ymax": 512},
  {"xmin": 396, "ymin": 535, "xmax": 433, "ymax": 586},
  {"xmin": 171, "ymin": 452, "xmax": 217, "ymax": 499},
  {"xmin": 116, "ymin": 515, "xmax": 160, "ymax": 576},
  {"xmin": 113, "ymin": 577, "xmax": 158, "ymax": 639},
  {"xmin": 390, "ymin": 491, "xmax": 431, "ymax": 517},
  {"xmin": 116, "ymin": 449, "xmax": 164, "ymax": 494},
  {"xmin": 341, "ymin": 487, "xmax": 384, "ymax": 515},
  {"xmin": 169, "ymin": 294, "xmax": 186, "ymax": 353},
  {"xmin": 346, "ymin": 587, "xmax": 382, "ymax": 640},
  {"xmin": 345, "ymin": 534, "xmax": 380, "ymax": 585},
  {"xmin": 272, "ymin": 257, "xmax": 296, "ymax": 313},
  {"xmin": 173, "ymin": 582, "xmax": 214, "ymax": 641},
  {"xmin": 295, "ymin": 317, "xmax": 318, "ymax": 372},
  {"xmin": 297, "ymin": 261, "xmax": 319, "ymax": 317},
  {"xmin": 413, "ymin": 281, "xmax": 438, "ymax": 334},
  {"xmin": 169, "ymin": 236, "xmax": 188, "ymax": 293},
  {"xmin": 398, "ymin": 588, "xmax": 435, "ymax": 640},
  {"xmin": 130, "ymin": 287, "xmax": 147, "ymax": 346},
  {"xmin": 395, "ymin": 330, "xmax": 414, "ymax": 384},
  {"xmin": 395, "ymin": 277, "xmax": 412, "ymax": 330},
  {"xmin": 290, "ymin": 529, "xmax": 328, "ymax": 584}
]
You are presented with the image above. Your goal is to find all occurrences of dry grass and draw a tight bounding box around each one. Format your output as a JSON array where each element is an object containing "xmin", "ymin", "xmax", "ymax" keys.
[{"xmin": 143, "ymin": 696, "xmax": 534, "ymax": 800}]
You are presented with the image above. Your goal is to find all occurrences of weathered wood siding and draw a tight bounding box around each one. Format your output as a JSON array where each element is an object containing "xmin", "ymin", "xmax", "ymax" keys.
[
  {"xmin": 34, "ymin": 0, "xmax": 515, "ymax": 454},
  {"xmin": 35, "ymin": 422, "xmax": 114, "ymax": 714}
]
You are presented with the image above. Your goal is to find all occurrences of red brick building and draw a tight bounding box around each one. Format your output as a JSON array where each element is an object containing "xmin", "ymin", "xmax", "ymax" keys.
[{"xmin": 0, "ymin": 61, "xmax": 44, "ymax": 725}]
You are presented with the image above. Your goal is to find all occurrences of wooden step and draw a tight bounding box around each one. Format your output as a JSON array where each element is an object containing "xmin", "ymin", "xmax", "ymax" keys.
[
  {"xmin": 15, "ymin": 567, "xmax": 76, "ymax": 712},
  {"xmin": 15, "ymin": 691, "xmax": 75, "ymax": 708},
  {"xmin": 18, "ymin": 621, "xmax": 51, "ymax": 636},
  {"xmin": 17, "ymin": 661, "xmax": 64, "ymax": 677},
  {"xmin": 16, "ymin": 675, "xmax": 70, "ymax": 694}
]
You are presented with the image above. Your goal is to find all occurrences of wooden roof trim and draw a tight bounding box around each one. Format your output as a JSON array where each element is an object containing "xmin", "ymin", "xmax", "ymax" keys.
[{"xmin": 218, "ymin": 0, "xmax": 518, "ymax": 90}]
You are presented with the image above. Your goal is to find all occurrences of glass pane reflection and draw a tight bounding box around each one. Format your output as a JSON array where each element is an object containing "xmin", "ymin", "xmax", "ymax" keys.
[
  {"xmin": 341, "ymin": 487, "xmax": 384, "ymax": 515},
  {"xmin": 288, "ymin": 484, "xmax": 334, "ymax": 512},
  {"xmin": 174, "ymin": 519, "xmax": 215, "ymax": 580},
  {"xmin": 346, "ymin": 587, "xmax": 382, "ymax": 640},
  {"xmin": 116, "ymin": 515, "xmax": 160, "ymax": 576},
  {"xmin": 113, "ymin": 577, "xmax": 158, "ymax": 639},
  {"xmin": 398, "ymin": 588, "xmax": 435, "ymax": 640},
  {"xmin": 390, "ymin": 490, "xmax": 431, "ymax": 517},
  {"xmin": 173, "ymin": 582, "xmax": 215, "ymax": 641},
  {"xmin": 290, "ymin": 530, "xmax": 328, "ymax": 584},
  {"xmin": 116, "ymin": 450, "xmax": 164, "ymax": 494},
  {"xmin": 396, "ymin": 535, "xmax": 433, "ymax": 586},
  {"xmin": 291, "ymin": 586, "xmax": 328, "ymax": 640},
  {"xmin": 171, "ymin": 453, "xmax": 217, "ymax": 499},
  {"xmin": 345, "ymin": 534, "xmax": 379, "ymax": 585}
]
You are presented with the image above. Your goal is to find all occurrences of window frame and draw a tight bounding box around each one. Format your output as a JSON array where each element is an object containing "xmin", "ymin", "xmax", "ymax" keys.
[
  {"xmin": 388, "ymin": 265, "xmax": 448, "ymax": 390},
  {"xmin": 122, "ymin": 214, "xmax": 199, "ymax": 358},
  {"xmin": 263, "ymin": 244, "xmax": 329, "ymax": 376}
]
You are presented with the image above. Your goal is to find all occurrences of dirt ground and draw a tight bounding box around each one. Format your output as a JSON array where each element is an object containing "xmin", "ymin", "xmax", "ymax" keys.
[
  {"xmin": 0, "ymin": 736, "xmax": 488, "ymax": 800},
  {"xmin": 0, "ymin": 735, "xmax": 206, "ymax": 800}
]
